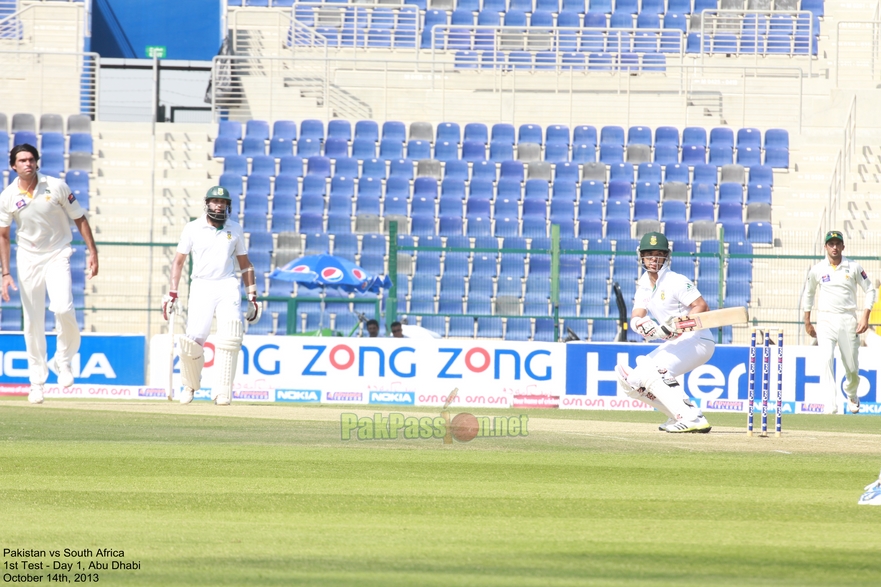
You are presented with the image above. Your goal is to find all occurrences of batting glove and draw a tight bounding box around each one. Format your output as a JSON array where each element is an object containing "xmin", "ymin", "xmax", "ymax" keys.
[
  {"xmin": 658, "ymin": 318, "xmax": 682, "ymax": 340},
  {"xmin": 245, "ymin": 294, "xmax": 260, "ymax": 323},
  {"xmin": 162, "ymin": 291, "xmax": 177, "ymax": 321},
  {"xmin": 631, "ymin": 316, "xmax": 660, "ymax": 340}
]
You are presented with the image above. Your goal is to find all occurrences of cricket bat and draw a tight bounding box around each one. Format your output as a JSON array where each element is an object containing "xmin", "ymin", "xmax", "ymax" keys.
[
  {"xmin": 166, "ymin": 311, "xmax": 175, "ymax": 401},
  {"xmin": 666, "ymin": 306, "xmax": 749, "ymax": 333}
]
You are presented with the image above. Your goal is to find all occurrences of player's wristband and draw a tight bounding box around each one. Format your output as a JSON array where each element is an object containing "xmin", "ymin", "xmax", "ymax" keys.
[
  {"xmin": 246, "ymin": 284, "xmax": 257, "ymax": 295},
  {"xmin": 1, "ymin": 273, "xmax": 9, "ymax": 277}
]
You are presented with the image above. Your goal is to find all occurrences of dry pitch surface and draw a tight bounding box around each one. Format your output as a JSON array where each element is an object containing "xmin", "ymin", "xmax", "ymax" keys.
[{"xmin": 6, "ymin": 399, "xmax": 880, "ymax": 455}]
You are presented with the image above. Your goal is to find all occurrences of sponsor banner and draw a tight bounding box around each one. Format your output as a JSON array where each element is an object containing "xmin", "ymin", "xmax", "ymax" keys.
[
  {"xmin": 149, "ymin": 336, "xmax": 565, "ymax": 399},
  {"xmin": 513, "ymin": 394, "xmax": 560, "ymax": 409},
  {"xmin": 415, "ymin": 391, "xmax": 511, "ymax": 408},
  {"xmin": 0, "ymin": 384, "xmax": 29, "ymax": 396},
  {"xmin": 564, "ymin": 342, "xmax": 881, "ymax": 413},
  {"xmin": 850, "ymin": 401, "xmax": 881, "ymax": 415},
  {"xmin": 234, "ymin": 389, "xmax": 272, "ymax": 402},
  {"xmin": 559, "ymin": 396, "xmax": 654, "ymax": 411},
  {"xmin": 325, "ymin": 391, "xmax": 366, "ymax": 404},
  {"xmin": 369, "ymin": 391, "xmax": 415, "ymax": 405},
  {"xmin": 45, "ymin": 385, "xmax": 146, "ymax": 400},
  {"xmin": 1, "ymin": 333, "xmax": 145, "ymax": 385},
  {"xmin": 698, "ymin": 399, "xmax": 799, "ymax": 414},
  {"xmin": 275, "ymin": 389, "xmax": 321, "ymax": 403}
]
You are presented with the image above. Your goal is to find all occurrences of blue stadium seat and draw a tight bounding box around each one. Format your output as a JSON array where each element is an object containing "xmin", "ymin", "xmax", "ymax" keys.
[
  {"xmin": 218, "ymin": 120, "xmax": 243, "ymax": 140},
  {"xmin": 279, "ymin": 155, "xmax": 304, "ymax": 176},
  {"xmin": 273, "ymin": 120, "xmax": 296, "ymax": 141},
  {"xmin": 214, "ymin": 136, "xmax": 239, "ymax": 158},
  {"xmin": 737, "ymin": 146, "xmax": 762, "ymax": 167},
  {"xmin": 693, "ymin": 163, "xmax": 717, "ymax": 186},
  {"xmin": 682, "ymin": 145, "xmax": 707, "ymax": 165},
  {"xmin": 300, "ymin": 119, "xmax": 325, "ymax": 142},
  {"xmin": 690, "ymin": 183, "xmax": 716, "ymax": 204},
  {"xmin": 764, "ymin": 148, "xmax": 789, "ymax": 169},
  {"xmin": 664, "ymin": 163, "xmax": 689, "ymax": 184}
]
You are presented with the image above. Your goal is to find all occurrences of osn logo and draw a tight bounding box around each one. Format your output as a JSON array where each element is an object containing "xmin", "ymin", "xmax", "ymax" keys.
[{"xmin": 321, "ymin": 267, "xmax": 344, "ymax": 282}]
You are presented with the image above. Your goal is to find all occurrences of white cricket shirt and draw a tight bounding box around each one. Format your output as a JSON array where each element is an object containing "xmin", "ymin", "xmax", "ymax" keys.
[
  {"xmin": 176, "ymin": 215, "xmax": 247, "ymax": 280},
  {"xmin": 0, "ymin": 173, "xmax": 85, "ymax": 254},
  {"xmin": 801, "ymin": 256, "xmax": 876, "ymax": 314},
  {"xmin": 633, "ymin": 265, "xmax": 703, "ymax": 324}
]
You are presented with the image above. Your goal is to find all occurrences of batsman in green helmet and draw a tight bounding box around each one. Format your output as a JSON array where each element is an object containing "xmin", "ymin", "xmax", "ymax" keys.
[
  {"xmin": 161, "ymin": 185, "xmax": 261, "ymax": 406},
  {"xmin": 614, "ymin": 231, "xmax": 715, "ymax": 434}
]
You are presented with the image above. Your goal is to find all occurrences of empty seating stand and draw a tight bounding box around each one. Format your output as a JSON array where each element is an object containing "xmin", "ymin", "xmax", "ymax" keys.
[{"xmin": 211, "ymin": 118, "xmax": 767, "ymax": 339}]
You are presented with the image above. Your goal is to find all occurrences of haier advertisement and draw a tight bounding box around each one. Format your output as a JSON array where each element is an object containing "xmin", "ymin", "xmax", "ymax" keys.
[{"xmin": 564, "ymin": 342, "xmax": 881, "ymax": 414}]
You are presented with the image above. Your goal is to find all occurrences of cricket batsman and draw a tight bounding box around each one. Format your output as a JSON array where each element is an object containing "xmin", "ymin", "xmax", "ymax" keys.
[
  {"xmin": 615, "ymin": 232, "xmax": 714, "ymax": 433},
  {"xmin": 162, "ymin": 186, "xmax": 260, "ymax": 405}
]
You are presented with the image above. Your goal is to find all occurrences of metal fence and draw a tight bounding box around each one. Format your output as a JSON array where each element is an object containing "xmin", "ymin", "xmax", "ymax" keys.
[
  {"xmin": 835, "ymin": 5, "xmax": 881, "ymax": 88},
  {"xmin": 2, "ymin": 232, "xmax": 875, "ymax": 348},
  {"xmin": 699, "ymin": 10, "xmax": 817, "ymax": 74},
  {"xmin": 210, "ymin": 53, "xmax": 805, "ymax": 130}
]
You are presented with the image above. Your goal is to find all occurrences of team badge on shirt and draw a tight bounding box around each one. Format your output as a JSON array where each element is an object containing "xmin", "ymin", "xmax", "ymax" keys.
[
  {"xmin": 821, "ymin": 275, "xmax": 830, "ymax": 282},
  {"xmin": 861, "ymin": 270, "xmax": 868, "ymax": 280},
  {"xmin": 68, "ymin": 193, "xmax": 76, "ymax": 203},
  {"xmin": 660, "ymin": 291, "xmax": 666, "ymax": 300},
  {"xmin": 15, "ymin": 199, "xmax": 26, "ymax": 209},
  {"xmin": 227, "ymin": 231, "xmax": 232, "ymax": 240}
]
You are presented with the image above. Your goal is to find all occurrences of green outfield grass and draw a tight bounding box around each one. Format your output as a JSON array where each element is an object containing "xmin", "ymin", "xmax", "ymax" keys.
[{"xmin": 2, "ymin": 402, "xmax": 880, "ymax": 586}]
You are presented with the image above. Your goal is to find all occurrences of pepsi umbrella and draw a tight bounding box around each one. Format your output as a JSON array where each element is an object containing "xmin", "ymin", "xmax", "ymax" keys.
[{"xmin": 269, "ymin": 255, "xmax": 392, "ymax": 333}]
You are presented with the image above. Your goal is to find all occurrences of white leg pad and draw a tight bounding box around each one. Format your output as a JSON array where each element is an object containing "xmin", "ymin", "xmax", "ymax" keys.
[
  {"xmin": 178, "ymin": 336, "xmax": 204, "ymax": 392},
  {"xmin": 616, "ymin": 364, "xmax": 676, "ymax": 418},
  {"xmin": 212, "ymin": 319, "xmax": 243, "ymax": 402},
  {"xmin": 632, "ymin": 359, "xmax": 702, "ymax": 421}
]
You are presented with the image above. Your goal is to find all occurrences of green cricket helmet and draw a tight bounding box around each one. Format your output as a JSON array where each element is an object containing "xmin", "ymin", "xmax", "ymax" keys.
[
  {"xmin": 637, "ymin": 232, "xmax": 670, "ymax": 272},
  {"xmin": 204, "ymin": 186, "xmax": 232, "ymax": 222}
]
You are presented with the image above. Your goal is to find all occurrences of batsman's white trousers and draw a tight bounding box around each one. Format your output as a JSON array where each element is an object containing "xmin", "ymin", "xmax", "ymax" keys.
[
  {"xmin": 17, "ymin": 246, "xmax": 80, "ymax": 385},
  {"xmin": 646, "ymin": 332, "xmax": 716, "ymax": 378},
  {"xmin": 817, "ymin": 311, "xmax": 860, "ymax": 403},
  {"xmin": 185, "ymin": 277, "xmax": 242, "ymax": 345}
]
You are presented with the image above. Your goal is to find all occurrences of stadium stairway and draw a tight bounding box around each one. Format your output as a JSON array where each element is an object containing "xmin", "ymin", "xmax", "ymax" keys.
[{"xmin": 88, "ymin": 121, "xmax": 217, "ymax": 336}]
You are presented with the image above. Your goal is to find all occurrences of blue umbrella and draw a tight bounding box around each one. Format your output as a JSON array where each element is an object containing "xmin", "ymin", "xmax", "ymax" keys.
[
  {"xmin": 269, "ymin": 254, "xmax": 391, "ymax": 293},
  {"xmin": 269, "ymin": 254, "xmax": 391, "ymax": 333}
]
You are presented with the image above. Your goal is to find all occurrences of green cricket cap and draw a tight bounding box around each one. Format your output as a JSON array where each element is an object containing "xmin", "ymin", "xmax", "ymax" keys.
[
  {"xmin": 639, "ymin": 231, "xmax": 669, "ymax": 252},
  {"xmin": 205, "ymin": 186, "xmax": 232, "ymax": 201},
  {"xmin": 824, "ymin": 230, "xmax": 844, "ymax": 244}
]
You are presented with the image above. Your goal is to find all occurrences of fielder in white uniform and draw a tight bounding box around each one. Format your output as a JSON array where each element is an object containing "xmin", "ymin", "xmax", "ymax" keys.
[
  {"xmin": 615, "ymin": 232, "xmax": 713, "ymax": 433},
  {"xmin": 163, "ymin": 186, "xmax": 260, "ymax": 405},
  {"xmin": 0, "ymin": 144, "xmax": 99, "ymax": 404},
  {"xmin": 801, "ymin": 230, "xmax": 876, "ymax": 414}
]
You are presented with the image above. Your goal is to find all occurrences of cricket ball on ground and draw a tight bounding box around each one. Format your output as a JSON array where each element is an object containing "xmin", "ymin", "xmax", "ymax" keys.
[{"xmin": 450, "ymin": 412, "xmax": 479, "ymax": 442}]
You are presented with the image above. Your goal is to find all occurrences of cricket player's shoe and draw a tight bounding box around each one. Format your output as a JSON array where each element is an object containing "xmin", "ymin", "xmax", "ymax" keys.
[
  {"xmin": 28, "ymin": 384, "xmax": 44, "ymax": 404},
  {"xmin": 847, "ymin": 398, "xmax": 861, "ymax": 414},
  {"xmin": 179, "ymin": 387, "xmax": 195, "ymax": 405},
  {"xmin": 214, "ymin": 394, "xmax": 231, "ymax": 406},
  {"xmin": 664, "ymin": 414, "xmax": 712, "ymax": 434},
  {"xmin": 859, "ymin": 471, "xmax": 881, "ymax": 505},
  {"xmin": 658, "ymin": 417, "xmax": 676, "ymax": 431},
  {"xmin": 53, "ymin": 359, "xmax": 74, "ymax": 389}
]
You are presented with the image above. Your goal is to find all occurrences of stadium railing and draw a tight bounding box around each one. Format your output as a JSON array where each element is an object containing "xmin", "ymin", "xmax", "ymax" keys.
[{"xmin": 209, "ymin": 54, "xmax": 806, "ymax": 131}]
